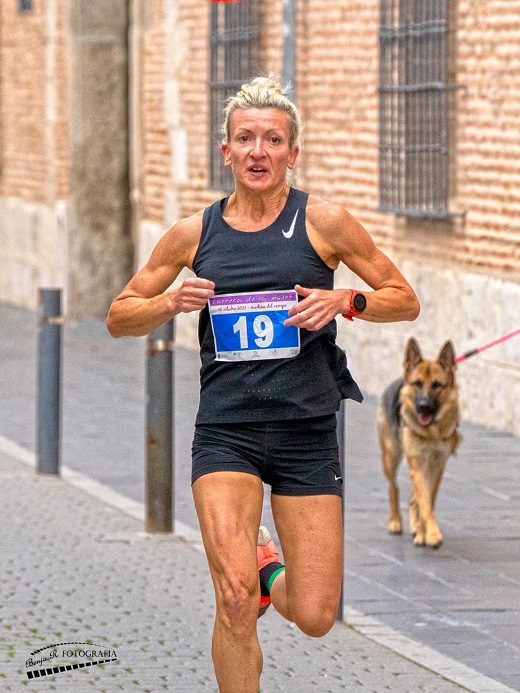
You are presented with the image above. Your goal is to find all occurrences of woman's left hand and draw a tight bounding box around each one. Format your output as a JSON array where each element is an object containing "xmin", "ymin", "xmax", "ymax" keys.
[{"xmin": 284, "ymin": 285, "xmax": 349, "ymax": 331}]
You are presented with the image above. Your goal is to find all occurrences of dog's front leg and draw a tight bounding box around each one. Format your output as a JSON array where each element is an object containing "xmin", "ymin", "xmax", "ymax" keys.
[
  {"xmin": 386, "ymin": 474, "xmax": 403, "ymax": 534},
  {"xmin": 406, "ymin": 457, "xmax": 443, "ymax": 548},
  {"xmin": 407, "ymin": 489, "xmax": 421, "ymax": 537},
  {"xmin": 379, "ymin": 430, "xmax": 403, "ymax": 534}
]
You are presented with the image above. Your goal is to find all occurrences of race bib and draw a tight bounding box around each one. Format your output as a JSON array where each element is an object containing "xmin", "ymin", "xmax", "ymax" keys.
[{"xmin": 208, "ymin": 290, "xmax": 300, "ymax": 361}]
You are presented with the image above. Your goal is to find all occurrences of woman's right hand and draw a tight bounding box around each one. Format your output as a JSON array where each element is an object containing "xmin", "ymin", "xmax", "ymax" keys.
[{"xmin": 169, "ymin": 277, "xmax": 215, "ymax": 314}]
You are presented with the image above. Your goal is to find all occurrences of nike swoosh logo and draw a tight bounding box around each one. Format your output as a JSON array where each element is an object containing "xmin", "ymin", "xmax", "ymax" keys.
[
  {"xmin": 335, "ymin": 475, "xmax": 342, "ymax": 481},
  {"xmin": 282, "ymin": 210, "xmax": 299, "ymax": 239}
]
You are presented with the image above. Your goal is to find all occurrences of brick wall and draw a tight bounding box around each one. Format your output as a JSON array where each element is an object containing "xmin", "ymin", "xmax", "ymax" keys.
[
  {"xmin": 0, "ymin": 0, "xmax": 69, "ymax": 306},
  {"xmin": 176, "ymin": 0, "xmax": 284, "ymax": 218},
  {"xmin": 134, "ymin": 0, "xmax": 286, "ymax": 231},
  {"xmin": 294, "ymin": 0, "xmax": 520, "ymax": 278},
  {"xmin": 0, "ymin": 2, "xmax": 47, "ymax": 202},
  {"xmin": 2, "ymin": 0, "xmax": 518, "ymax": 296},
  {"xmin": 177, "ymin": 0, "xmax": 217, "ymax": 216},
  {"xmin": 138, "ymin": 0, "xmax": 520, "ymax": 278},
  {"xmin": 144, "ymin": 0, "xmax": 520, "ymax": 434},
  {"xmin": 141, "ymin": 0, "xmax": 171, "ymax": 225},
  {"xmin": 55, "ymin": 0, "xmax": 70, "ymax": 200},
  {"xmin": 0, "ymin": 0, "xmax": 69, "ymax": 203},
  {"xmin": 0, "ymin": 0, "xmax": 518, "ymax": 430},
  {"xmin": 455, "ymin": 0, "xmax": 520, "ymax": 273},
  {"xmin": 297, "ymin": 1, "xmax": 381, "ymax": 233}
]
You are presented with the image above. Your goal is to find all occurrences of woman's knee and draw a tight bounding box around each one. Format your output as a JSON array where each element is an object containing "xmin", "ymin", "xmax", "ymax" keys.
[
  {"xmin": 292, "ymin": 602, "xmax": 337, "ymax": 638},
  {"xmin": 216, "ymin": 577, "xmax": 259, "ymax": 634}
]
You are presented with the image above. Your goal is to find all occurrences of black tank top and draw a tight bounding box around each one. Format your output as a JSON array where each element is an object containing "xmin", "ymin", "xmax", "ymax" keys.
[{"xmin": 192, "ymin": 187, "xmax": 363, "ymax": 424}]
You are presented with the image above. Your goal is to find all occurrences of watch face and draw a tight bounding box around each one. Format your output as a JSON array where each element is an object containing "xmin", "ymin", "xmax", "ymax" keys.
[{"xmin": 353, "ymin": 293, "xmax": 367, "ymax": 312}]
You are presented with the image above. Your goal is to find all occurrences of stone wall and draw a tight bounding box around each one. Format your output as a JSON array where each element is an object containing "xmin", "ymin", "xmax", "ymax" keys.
[
  {"xmin": 0, "ymin": 0, "xmax": 69, "ymax": 307},
  {"xmin": 0, "ymin": 198, "xmax": 68, "ymax": 302},
  {"xmin": 0, "ymin": 0, "xmax": 132, "ymax": 318},
  {"xmin": 67, "ymin": 0, "xmax": 132, "ymax": 319}
]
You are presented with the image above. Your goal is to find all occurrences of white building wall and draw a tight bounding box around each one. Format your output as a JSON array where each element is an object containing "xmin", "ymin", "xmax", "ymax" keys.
[
  {"xmin": 336, "ymin": 262, "xmax": 520, "ymax": 436},
  {"xmin": 0, "ymin": 199, "xmax": 68, "ymax": 308}
]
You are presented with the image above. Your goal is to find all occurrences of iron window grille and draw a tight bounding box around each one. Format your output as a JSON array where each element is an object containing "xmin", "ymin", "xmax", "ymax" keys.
[
  {"xmin": 18, "ymin": 0, "xmax": 33, "ymax": 11},
  {"xmin": 379, "ymin": 0, "xmax": 453, "ymax": 218},
  {"xmin": 209, "ymin": 0, "xmax": 261, "ymax": 191}
]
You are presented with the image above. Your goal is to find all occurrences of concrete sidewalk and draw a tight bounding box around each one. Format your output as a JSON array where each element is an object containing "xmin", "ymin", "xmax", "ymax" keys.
[
  {"xmin": 0, "ymin": 447, "xmax": 512, "ymax": 693},
  {"xmin": 1, "ymin": 300, "xmax": 519, "ymax": 691}
]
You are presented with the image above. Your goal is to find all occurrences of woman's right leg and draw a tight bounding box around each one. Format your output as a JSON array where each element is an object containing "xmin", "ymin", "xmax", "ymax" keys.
[{"xmin": 193, "ymin": 470, "xmax": 265, "ymax": 693}]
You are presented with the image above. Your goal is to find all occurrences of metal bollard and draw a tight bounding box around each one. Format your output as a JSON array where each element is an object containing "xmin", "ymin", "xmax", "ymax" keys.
[
  {"xmin": 336, "ymin": 399, "xmax": 346, "ymax": 621},
  {"xmin": 37, "ymin": 288, "xmax": 63, "ymax": 474},
  {"xmin": 145, "ymin": 319, "xmax": 174, "ymax": 533}
]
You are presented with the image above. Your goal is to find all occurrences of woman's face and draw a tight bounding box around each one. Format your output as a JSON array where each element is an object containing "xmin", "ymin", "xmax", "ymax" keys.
[{"xmin": 222, "ymin": 108, "xmax": 299, "ymax": 193}]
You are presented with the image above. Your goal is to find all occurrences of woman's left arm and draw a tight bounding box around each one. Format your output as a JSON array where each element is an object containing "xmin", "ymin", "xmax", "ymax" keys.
[{"xmin": 285, "ymin": 197, "xmax": 420, "ymax": 331}]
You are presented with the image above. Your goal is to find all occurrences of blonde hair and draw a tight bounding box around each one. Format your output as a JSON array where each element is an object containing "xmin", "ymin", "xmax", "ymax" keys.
[{"xmin": 222, "ymin": 74, "xmax": 302, "ymax": 149}]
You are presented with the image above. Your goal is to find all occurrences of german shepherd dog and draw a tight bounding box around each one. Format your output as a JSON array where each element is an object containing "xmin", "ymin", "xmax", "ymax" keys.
[{"xmin": 376, "ymin": 338, "xmax": 461, "ymax": 549}]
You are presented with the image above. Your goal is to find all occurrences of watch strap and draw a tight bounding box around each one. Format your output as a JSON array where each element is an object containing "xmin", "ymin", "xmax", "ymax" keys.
[{"xmin": 342, "ymin": 291, "xmax": 366, "ymax": 321}]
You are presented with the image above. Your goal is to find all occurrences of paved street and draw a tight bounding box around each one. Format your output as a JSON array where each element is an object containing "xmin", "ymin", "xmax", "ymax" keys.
[
  {"xmin": 2, "ymin": 448, "xmax": 496, "ymax": 693},
  {"xmin": 1, "ymin": 300, "xmax": 519, "ymax": 691}
]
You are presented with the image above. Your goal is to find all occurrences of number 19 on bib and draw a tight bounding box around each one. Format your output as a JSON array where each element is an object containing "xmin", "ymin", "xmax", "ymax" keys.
[{"xmin": 208, "ymin": 291, "xmax": 300, "ymax": 361}]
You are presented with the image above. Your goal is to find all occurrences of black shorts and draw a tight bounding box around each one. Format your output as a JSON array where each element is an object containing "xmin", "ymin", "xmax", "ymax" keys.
[{"xmin": 191, "ymin": 414, "xmax": 342, "ymax": 497}]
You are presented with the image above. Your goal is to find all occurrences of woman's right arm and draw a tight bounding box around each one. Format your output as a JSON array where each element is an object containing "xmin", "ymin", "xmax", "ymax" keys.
[{"xmin": 106, "ymin": 214, "xmax": 215, "ymax": 338}]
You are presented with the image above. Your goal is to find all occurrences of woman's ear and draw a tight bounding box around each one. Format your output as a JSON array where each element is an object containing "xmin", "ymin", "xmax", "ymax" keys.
[
  {"xmin": 221, "ymin": 143, "xmax": 232, "ymax": 167},
  {"xmin": 287, "ymin": 146, "xmax": 299, "ymax": 170}
]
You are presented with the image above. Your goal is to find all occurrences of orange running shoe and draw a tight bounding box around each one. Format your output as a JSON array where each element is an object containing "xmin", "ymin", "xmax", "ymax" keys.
[{"xmin": 257, "ymin": 526, "xmax": 282, "ymax": 619}]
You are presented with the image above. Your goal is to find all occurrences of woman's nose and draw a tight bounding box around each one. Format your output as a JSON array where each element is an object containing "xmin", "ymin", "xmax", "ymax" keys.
[{"xmin": 252, "ymin": 138, "xmax": 265, "ymax": 157}]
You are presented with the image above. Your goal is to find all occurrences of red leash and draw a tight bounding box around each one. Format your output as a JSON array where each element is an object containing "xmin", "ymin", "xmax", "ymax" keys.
[{"xmin": 455, "ymin": 328, "xmax": 520, "ymax": 363}]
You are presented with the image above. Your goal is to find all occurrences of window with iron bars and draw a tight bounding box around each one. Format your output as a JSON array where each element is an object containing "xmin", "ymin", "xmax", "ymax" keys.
[
  {"xmin": 18, "ymin": 0, "xmax": 33, "ymax": 11},
  {"xmin": 209, "ymin": 0, "xmax": 261, "ymax": 192},
  {"xmin": 379, "ymin": 0, "xmax": 454, "ymax": 218}
]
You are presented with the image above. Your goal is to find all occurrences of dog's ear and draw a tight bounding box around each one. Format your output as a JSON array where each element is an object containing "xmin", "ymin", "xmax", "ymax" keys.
[
  {"xmin": 438, "ymin": 340, "xmax": 456, "ymax": 376},
  {"xmin": 404, "ymin": 337, "xmax": 423, "ymax": 375}
]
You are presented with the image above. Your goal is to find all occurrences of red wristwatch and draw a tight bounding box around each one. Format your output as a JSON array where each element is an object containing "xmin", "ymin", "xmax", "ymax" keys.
[{"xmin": 342, "ymin": 291, "xmax": 367, "ymax": 321}]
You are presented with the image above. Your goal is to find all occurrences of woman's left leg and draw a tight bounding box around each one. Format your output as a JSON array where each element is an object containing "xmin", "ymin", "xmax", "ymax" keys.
[{"xmin": 269, "ymin": 493, "xmax": 343, "ymax": 637}]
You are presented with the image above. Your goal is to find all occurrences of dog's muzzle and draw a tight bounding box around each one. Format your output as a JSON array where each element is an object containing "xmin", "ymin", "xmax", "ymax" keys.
[{"xmin": 415, "ymin": 397, "xmax": 439, "ymax": 427}]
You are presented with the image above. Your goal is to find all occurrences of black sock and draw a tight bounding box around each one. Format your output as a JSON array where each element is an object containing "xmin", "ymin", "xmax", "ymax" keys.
[{"xmin": 259, "ymin": 562, "xmax": 284, "ymax": 597}]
